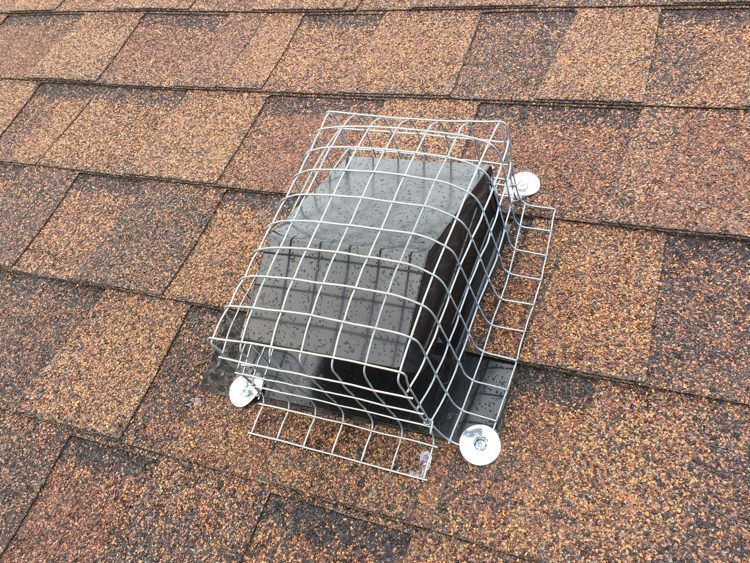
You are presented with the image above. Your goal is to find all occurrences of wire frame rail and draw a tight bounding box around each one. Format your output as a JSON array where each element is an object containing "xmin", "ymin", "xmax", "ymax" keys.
[{"xmin": 209, "ymin": 111, "xmax": 555, "ymax": 480}]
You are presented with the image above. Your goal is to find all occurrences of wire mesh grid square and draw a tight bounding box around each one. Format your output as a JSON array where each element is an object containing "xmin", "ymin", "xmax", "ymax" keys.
[{"xmin": 209, "ymin": 111, "xmax": 555, "ymax": 479}]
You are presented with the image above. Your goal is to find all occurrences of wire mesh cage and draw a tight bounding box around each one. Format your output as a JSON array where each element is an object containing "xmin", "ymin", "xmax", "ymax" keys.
[{"xmin": 208, "ymin": 111, "xmax": 555, "ymax": 479}]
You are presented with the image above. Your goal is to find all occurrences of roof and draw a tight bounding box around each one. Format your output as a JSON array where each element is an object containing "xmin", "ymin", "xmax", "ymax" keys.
[{"xmin": 0, "ymin": 1, "xmax": 747, "ymax": 560}]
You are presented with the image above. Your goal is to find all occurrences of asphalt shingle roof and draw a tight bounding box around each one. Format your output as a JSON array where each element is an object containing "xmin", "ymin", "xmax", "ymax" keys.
[{"xmin": 0, "ymin": 1, "xmax": 747, "ymax": 560}]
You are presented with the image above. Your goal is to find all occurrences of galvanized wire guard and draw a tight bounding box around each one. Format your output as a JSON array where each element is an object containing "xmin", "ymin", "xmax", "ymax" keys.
[{"xmin": 209, "ymin": 111, "xmax": 555, "ymax": 479}]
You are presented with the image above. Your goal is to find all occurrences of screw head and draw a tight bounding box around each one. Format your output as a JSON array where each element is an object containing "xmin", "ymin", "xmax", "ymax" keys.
[{"xmin": 473, "ymin": 436, "xmax": 488, "ymax": 451}]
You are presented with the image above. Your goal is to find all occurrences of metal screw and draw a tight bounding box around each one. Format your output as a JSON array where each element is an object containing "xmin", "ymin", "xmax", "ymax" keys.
[{"xmin": 473, "ymin": 436, "xmax": 488, "ymax": 451}]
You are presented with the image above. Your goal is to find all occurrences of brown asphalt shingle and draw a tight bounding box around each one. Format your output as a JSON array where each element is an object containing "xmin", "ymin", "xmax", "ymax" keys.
[
  {"xmin": 167, "ymin": 191, "xmax": 280, "ymax": 307},
  {"xmin": 262, "ymin": 430, "xmax": 371, "ymax": 514},
  {"xmin": 261, "ymin": 410, "xmax": 453, "ymax": 522},
  {"xmin": 538, "ymin": 8, "xmax": 660, "ymax": 102},
  {"xmin": 0, "ymin": 273, "xmax": 101, "ymax": 412},
  {"xmin": 17, "ymin": 175, "xmax": 221, "ymax": 293},
  {"xmin": 455, "ymin": 11, "xmax": 574, "ymax": 100},
  {"xmin": 221, "ymin": 95, "xmax": 478, "ymax": 193},
  {"xmin": 405, "ymin": 532, "xmax": 514, "ymax": 562},
  {"xmin": 650, "ymin": 236, "xmax": 749, "ymax": 404},
  {"xmin": 434, "ymin": 366, "xmax": 750, "ymax": 560},
  {"xmin": 0, "ymin": 79, "xmax": 36, "ymax": 135},
  {"xmin": 101, "ymin": 13, "xmax": 300, "ymax": 89},
  {"xmin": 0, "ymin": 13, "xmax": 141, "ymax": 80},
  {"xmin": 60, "ymin": 0, "xmax": 191, "ymax": 8},
  {"xmin": 380, "ymin": 98, "xmax": 479, "ymax": 119},
  {"xmin": 366, "ymin": 0, "xmax": 748, "ymax": 8},
  {"xmin": 543, "ymin": 380, "xmax": 750, "ymax": 560},
  {"xmin": 41, "ymin": 88, "xmax": 265, "ymax": 182},
  {"xmin": 0, "ymin": 163, "xmax": 76, "ymax": 266},
  {"xmin": 477, "ymin": 103, "xmax": 640, "ymax": 223},
  {"xmin": 267, "ymin": 12, "xmax": 479, "ymax": 96},
  {"xmin": 363, "ymin": 0, "xmax": 489, "ymax": 6},
  {"xmin": 221, "ymin": 96, "xmax": 382, "ymax": 192},
  {"xmin": 245, "ymin": 494, "xmax": 412, "ymax": 560},
  {"xmin": 4, "ymin": 438, "xmax": 268, "ymax": 560},
  {"xmin": 0, "ymin": 2, "xmax": 748, "ymax": 559},
  {"xmin": 0, "ymin": 412, "xmax": 67, "ymax": 552},
  {"xmin": 523, "ymin": 221, "xmax": 665, "ymax": 383},
  {"xmin": 0, "ymin": 279, "xmax": 186, "ymax": 435},
  {"xmin": 0, "ymin": 84, "xmax": 98, "ymax": 164},
  {"xmin": 125, "ymin": 307, "xmax": 277, "ymax": 479},
  {"xmin": 646, "ymin": 9, "xmax": 750, "ymax": 107},
  {"xmin": 433, "ymin": 367, "xmax": 597, "ymax": 559},
  {"xmin": 29, "ymin": 291, "xmax": 185, "ymax": 435},
  {"xmin": 192, "ymin": 0, "xmax": 356, "ymax": 10},
  {"xmin": 0, "ymin": 0, "xmax": 61, "ymax": 9},
  {"xmin": 614, "ymin": 108, "xmax": 750, "ymax": 237}
]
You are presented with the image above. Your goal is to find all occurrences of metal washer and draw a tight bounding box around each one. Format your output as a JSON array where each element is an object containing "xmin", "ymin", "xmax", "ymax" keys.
[
  {"xmin": 459, "ymin": 424, "xmax": 501, "ymax": 466},
  {"xmin": 511, "ymin": 171, "xmax": 541, "ymax": 198},
  {"xmin": 229, "ymin": 375, "xmax": 259, "ymax": 408}
]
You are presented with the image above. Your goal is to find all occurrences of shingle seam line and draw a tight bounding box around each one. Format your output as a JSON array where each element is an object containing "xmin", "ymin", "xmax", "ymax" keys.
[
  {"xmin": 2, "ymin": 77, "xmax": 747, "ymax": 111},
  {"xmin": 0, "ymin": 434, "xmax": 72, "ymax": 554},
  {"xmin": 9, "ymin": 170, "xmax": 81, "ymax": 270},
  {"xmin": 1, "ymin": 157, "xmax": 746, "ymax": 243}
]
